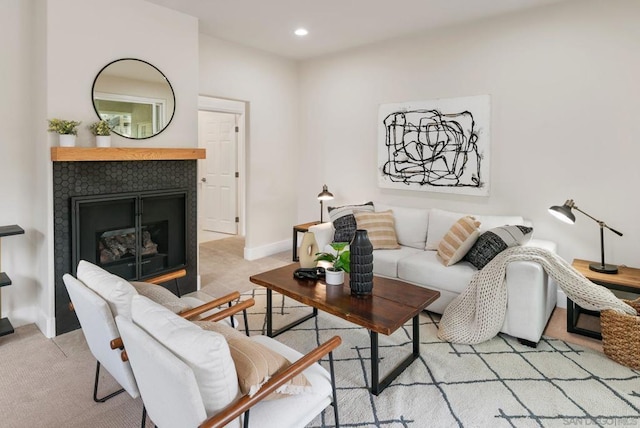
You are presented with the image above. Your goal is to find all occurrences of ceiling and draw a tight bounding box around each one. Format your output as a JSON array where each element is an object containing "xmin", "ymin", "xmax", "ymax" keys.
[{"xmin": 145, "ymin": 0, "xmax": 568, "ymax": 60}]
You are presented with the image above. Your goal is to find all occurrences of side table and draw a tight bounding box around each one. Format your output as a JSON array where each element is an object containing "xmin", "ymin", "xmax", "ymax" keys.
[
  {"xmin": 292, "ymin": 221, "xmax": 320, "ymax": 262},
  {"xmin": 569, "ymin": 259, "xmax": 640, "ymax": 339}
]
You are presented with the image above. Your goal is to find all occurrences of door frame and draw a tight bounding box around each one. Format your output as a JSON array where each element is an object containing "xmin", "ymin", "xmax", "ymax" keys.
[{"xmin": 197, "ymin": 96, "xmax": 246, "ymax": 237}]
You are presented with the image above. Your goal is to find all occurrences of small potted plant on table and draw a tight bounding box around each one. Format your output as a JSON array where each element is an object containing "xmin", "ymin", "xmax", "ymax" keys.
[
  {"xmin": 89, "ymin": 120, "xmax": 112, "ymax": 147},
  {"xmin": 315, "ymin": 242, "xmax": 350, "ymax": 285},
  {"xmin": 47, "ymin": 118, "xmax": 81, "ymax": 147}
]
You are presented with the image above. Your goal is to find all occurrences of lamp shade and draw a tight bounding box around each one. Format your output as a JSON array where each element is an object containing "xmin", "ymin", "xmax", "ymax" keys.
[
  {"xmin": 548, "ymin": 200, "xmax": 576, "ymax": 224},
  {"xmin": 317, "ymin": 185, "xmax": 334, "ymax": 201}
]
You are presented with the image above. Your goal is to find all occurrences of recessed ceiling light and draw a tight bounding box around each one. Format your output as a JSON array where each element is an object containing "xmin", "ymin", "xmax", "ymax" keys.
[{"xmin": 294, "ymin": 28, "xmax": 308, "ymax": 37}]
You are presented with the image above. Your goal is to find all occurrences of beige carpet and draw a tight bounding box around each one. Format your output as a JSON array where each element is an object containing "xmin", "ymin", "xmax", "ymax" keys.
[{"xmin": 0, "ymin": 236, "xmax": 617, "ymax": 427}]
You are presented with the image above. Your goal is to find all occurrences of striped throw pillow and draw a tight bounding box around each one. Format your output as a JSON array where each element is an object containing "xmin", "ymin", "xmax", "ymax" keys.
[
  {"xmin": 354, "ymin": 210, "xmax": 400, "ymax": 250},
  {"xmin": 437, "ymin": 216, "xmax": 481, "ymax": 266}
]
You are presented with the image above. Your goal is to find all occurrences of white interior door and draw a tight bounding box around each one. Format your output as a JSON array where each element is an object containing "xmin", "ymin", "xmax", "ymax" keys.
[{"xmin": 198, "ymin": 110, "xmax": 238, "ymax": 234}]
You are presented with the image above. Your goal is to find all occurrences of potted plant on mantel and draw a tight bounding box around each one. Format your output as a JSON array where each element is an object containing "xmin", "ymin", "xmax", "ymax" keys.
[
  {"xmin": 315, "ymin": 242, "xmax": 350, "ymax": 285},
  {"xmin": 89, "ymin": 120, "xmax": 112, "ymax": 148},
  {"xmin": 47, "ymin": 118, "xmax": 81, "ymax": 147}
]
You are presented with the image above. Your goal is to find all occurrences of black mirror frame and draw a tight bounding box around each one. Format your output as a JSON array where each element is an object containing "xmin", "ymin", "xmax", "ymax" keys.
[{"xmin": 91, "ymin": 58, "xmax": 176, "ymax": 140}]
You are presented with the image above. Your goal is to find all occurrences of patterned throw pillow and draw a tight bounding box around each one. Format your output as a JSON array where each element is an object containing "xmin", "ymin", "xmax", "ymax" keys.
[
  {"xmin": 354, "ymin": 210, "xmax": 400, "ymax": 250},
  {"xmin": 328, "ymin": 202, "xmax": 374, "ymax": 243},
  {"xmin": 465, "ymin": 225, "xmax": 533, "ymax": 270},
  {"xmin": 437, "ymin": 216, "xmax": 481, "ymax": 266}
]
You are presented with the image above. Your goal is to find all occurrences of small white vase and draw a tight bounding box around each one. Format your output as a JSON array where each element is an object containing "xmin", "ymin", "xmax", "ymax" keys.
[
  {"xmin": 96, "ymin": 135, "xmax": 111, "ymax": 148},
  {"xmin": 325, "ymin": 269, "xmax": 344, "ymax": 285},
  {"xmin": 59, "ymin": 134, "xmax": 76, "ymax": 147}
]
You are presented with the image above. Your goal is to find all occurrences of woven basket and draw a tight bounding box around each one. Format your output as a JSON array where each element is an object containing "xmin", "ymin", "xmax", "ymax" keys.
[{"xmin": 601, "ymin": 297, "xmax": 640, "ymax": 370}]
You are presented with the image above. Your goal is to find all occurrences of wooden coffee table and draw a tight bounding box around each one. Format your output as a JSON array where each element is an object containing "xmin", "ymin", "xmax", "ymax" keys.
[{"xmin": 249, "ymin": 263, "xmax": 440, "ymax": 395}]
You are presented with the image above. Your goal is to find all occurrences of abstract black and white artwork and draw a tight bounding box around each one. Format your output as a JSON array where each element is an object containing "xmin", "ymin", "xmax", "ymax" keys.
[{"xmin": 378, "ymin": 95, "xmax": 490, "ymax": 196}]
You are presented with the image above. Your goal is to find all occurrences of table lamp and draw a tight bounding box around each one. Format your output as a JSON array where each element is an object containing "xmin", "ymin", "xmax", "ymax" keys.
[
  {"xmin": 548, "ymin": 199, "xmax": 623, "ymax": 274},
  {"xmin": 317, "ymin": 185, "xmax": 334, "ymax": 223}
]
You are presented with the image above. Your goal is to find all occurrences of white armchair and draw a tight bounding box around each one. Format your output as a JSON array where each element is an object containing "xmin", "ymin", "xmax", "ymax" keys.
[
  {"xmin": 116, "ymin": 295, "xmax": 342, "ymax": 428},
  {"xmin": 63, "ymin": 260, "xmax": 252, "ymax": 423}
]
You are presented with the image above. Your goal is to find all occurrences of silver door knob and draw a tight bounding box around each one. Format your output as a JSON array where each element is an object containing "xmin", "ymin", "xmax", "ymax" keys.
[{"xmin": 201, "ymin": 177, "xmax": 207, "ymax": 182}]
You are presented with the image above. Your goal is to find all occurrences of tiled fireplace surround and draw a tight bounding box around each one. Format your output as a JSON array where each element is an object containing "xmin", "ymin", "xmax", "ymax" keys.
[{"xmin": 52, "ymin": 149, "xmax": 201, "ymax": 335}]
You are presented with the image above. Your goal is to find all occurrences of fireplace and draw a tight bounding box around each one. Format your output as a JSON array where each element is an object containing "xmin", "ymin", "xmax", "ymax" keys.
[
  {"xmin": 71, "ymin": 190, "xmax": 187, "ymax": 280},
  {"xmin": 52, "ymin": 154, "xmax": 200, "ymax": 335}
]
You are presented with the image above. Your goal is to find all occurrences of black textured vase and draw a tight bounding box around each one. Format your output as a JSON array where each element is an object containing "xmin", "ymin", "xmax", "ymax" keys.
[{"xmin": 349, "ymin": 229, "xmax": 374, "ymax": 296}]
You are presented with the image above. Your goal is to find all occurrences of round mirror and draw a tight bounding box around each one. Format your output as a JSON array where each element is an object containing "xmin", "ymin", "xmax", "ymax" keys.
[{"xmin": 91, "ymin": 58, "xmax": 175, "ymax": 139}]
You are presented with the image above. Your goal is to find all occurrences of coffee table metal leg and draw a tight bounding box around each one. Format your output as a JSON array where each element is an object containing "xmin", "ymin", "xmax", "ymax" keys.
[
  {"xmin": 265, "ymin": 288, "xmax": 317, "ymax": 338},
  {"xmin": 370, "ymin": 315, "xmax": 420, "ymax": 395}
]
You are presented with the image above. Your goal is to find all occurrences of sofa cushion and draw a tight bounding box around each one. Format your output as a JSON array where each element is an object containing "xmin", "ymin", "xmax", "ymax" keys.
[
  {"xmin": 328, "ymin": 202, "xmax": 374, "ymax": 243},
  {"xmin": 398, "ymin": 251, "xmax": 477, "ymax": 295},
  {"xmin": 474, "ymin": 214, "xmax": 525, "ymax": 233},
  {"xmin": 77, "ymin": 260, "xmax": 138, "ymax": 319},
  {"xmin": 373, "ymin": 246, "xmax": 423, "ymax": 278},
  {"xmin": 375, "ymin": 204, "xmax": 430, "ymax": 250},
  {"xmin": 131, "ymin": 295, "xmax": 239, "ymax": 416},
  {"xmin": 425, "ymin": 209, "xmax": 470, "ymax": 250},
  {"xmin": 437, "ymin": 216, "xmax": 481, "ymax": 266},
  {"xmin": 425, "ymin": 208, "xmax": 525, "ymax": 250},
  {"xmin": 354, "ymin": 210, "xmax": 400, "ymax": 250},
  {"xmin": 465, "ymin": 225, "xmax": 534, "ymax": 270}
]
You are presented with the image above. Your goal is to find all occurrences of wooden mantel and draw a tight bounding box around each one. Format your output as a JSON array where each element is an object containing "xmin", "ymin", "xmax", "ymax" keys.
[{"xmin": 50, "ymin": 147, "xmax": 206, "ymax": 162}]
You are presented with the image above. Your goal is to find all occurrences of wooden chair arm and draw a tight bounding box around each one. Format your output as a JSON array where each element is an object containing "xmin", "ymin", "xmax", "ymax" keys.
[
  {"xmin": 179, "ymin": 291, "xmax": 241, "ymax": 320},
  {"xmin": 200, "ymin": 335, "xmax": 342, "ymax": 428},
  {"xmin": 200, "ymin": 298, "xmax": 255, "ymax": 322},
  {"xmin": 145, "ymin": 268, "xmax": 187, "ymax": 285},
  {"xmin": 112, "ymin": 293, "xmax": 247, "ymax": 350}
]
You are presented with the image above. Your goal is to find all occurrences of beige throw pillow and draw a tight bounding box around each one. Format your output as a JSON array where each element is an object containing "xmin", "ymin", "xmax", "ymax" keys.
[
  {"xmin": 197, "ymin": 321, "xmax": 311, "ymax": 399},
  {"xmin": 354, "ymin": 210, "xmax": 400, "ymax": 250},
  {"xmin": 437, "ymin": 216, "xmax": 481, "ymax": 266}
]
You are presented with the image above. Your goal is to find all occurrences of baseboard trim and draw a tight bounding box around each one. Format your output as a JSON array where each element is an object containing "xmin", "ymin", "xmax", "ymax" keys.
[
  {"xmin": 244, "ymin": 239, "xmax": 290, "ymax": 261},
  {"xmin": 37, "ymin": 310, "xmax": 55, "ymax": 338}
]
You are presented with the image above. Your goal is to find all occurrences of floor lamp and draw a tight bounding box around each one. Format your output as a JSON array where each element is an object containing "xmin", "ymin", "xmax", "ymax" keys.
[
  {"xmin": 317, "ymin": 185, "xmax": 334, "ymax": 223},
  {"xmin": 548, "ymin": 199, "xmax": 623, "ymax": 274}
]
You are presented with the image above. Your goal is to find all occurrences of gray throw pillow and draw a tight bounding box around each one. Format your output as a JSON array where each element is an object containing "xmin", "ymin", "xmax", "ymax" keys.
[{"xmin": 464, "ymin": 225, "xmax": 533, "ymax": 270}]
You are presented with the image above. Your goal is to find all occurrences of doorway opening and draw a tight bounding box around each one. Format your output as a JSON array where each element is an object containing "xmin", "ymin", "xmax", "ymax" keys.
[{"xmin": 197, "ymin": 96, "xmax": 246, "ymax": 244}]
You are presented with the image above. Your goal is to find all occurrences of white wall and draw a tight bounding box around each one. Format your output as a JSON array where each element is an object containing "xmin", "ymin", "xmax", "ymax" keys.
[
  {"xmin": 198, "ymin": 35, "xmax": 300, "ymax": 258},
  {"xmin": 0, "ymin": 0, "xmax": 199, "ymax": 336},
  {"xmin": 46, "ymin": 0, "xmax": 198, "ymax": 149},
  {"xmin": 298, "ymin": 0, "xmax": 640, "ymax": 268},
  {"xmin": 0, "ymin": 0, "xmax": 41, "ymax": 329}
]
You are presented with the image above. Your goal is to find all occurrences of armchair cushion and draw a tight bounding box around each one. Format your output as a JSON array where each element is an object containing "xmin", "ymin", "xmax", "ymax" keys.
[
  {"xmin": 77, "ymin": 260, "xmax": 137, "ymax": 319},
  {"xmin": 131, "ymin": 295, "xmax": 239, "ymax": 416},
  {"xmin": 130, "ymin": 281, "xmax": 191, "ymax": 314},
  {"xmin": 197, "ymin": 321, "xmax": 311, "ymax": 398}
]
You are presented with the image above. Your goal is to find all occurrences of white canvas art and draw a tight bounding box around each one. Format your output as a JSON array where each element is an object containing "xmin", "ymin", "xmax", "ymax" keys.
[{"xmin": 378, "ymin": 95, "xmax": 490, "ymax": 196}]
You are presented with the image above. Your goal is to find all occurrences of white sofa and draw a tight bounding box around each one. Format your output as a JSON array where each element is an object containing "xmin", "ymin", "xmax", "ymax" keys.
[{"xmin": 309, "ymin": 204, "xmax": 558, "ymax": 345}]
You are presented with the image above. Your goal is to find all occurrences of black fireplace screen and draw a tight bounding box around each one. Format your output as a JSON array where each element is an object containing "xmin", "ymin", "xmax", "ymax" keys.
[{"xmin": 72, "ymin": 190, "xmax": 186, "ymax": 280}]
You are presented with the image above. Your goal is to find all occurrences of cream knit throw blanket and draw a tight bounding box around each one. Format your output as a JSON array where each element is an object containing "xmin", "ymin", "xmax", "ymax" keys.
[{"xmin": 437, "ymin": 246, "xmax": 635, "ymax": 344}]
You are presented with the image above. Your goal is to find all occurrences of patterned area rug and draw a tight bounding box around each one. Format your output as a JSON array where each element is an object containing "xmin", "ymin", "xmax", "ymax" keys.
[{"xmin": 240, "ymin": 289, "xmax": 640, "ymax": 428}]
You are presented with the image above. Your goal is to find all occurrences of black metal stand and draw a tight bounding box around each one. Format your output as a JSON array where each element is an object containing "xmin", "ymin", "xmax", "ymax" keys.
[
  {"xmin": 93, "ymin": 361, "xmax": 126, "ymax": 402},
  {"xmin": 266, "ymin": 289, "xmax": 317, "ymax": 337},
  {"xmin": 589, "ymin": 224, "xmax": 619, "ymax": 274},
  {"xmin": 265, "ymin": 289, "xmax": 420, "ymax": 396},
  {"xmin": 370, "ymin": 315, "xmax": 420, "ymax": 395}
]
